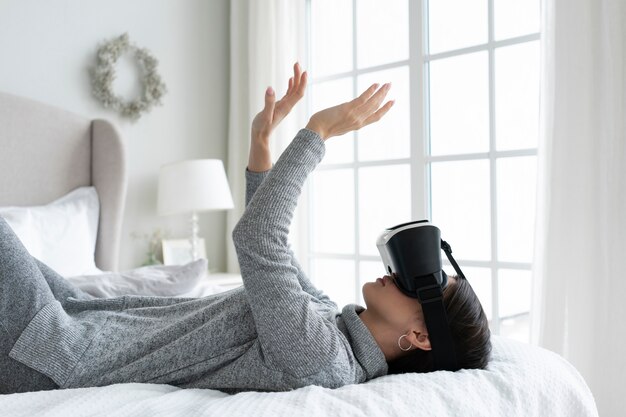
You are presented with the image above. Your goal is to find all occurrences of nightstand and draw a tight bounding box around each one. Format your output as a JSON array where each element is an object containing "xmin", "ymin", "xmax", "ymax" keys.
[{"xmin": 206, "ymin": 273, "xmax": 243, "ymax": 291}]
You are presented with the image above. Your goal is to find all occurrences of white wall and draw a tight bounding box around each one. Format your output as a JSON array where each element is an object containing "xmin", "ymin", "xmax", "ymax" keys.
[{"xmin": 0, "ymin": 0, "xmax": 231, "ymax": 271}]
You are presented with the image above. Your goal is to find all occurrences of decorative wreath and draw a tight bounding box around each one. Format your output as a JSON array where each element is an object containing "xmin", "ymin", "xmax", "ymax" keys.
[{"xmin": 90, "ymin": 33, "xmax": 167, "ymax": 120}]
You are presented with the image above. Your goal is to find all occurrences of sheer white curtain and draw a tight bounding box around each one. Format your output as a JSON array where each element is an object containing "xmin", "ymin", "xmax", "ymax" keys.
[
  {"xmin": 226, "ymin": 0, "xmax": 308, "ymax": 273},
  {"xmin": 532, "ymin": 0, "xmax": 625, "ymax": 415}
]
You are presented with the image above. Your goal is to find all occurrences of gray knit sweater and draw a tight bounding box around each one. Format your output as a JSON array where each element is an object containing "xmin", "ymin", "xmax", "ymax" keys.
[{"xmin": 7, "ymin": 128, "xmax": 388, "ymax": 393}]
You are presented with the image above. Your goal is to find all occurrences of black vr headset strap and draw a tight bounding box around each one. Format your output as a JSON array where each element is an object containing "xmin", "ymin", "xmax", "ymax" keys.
[
  {"xmin": 417, "ymin": 274, "xmax": 458, "ymax": 371},
  {"xmin": 421, "ymin": 297, "xmax": 458, "ymax": 371},
  {"xmin": 441, "ymin": 240, "xmax": 466, "ymax": 280}
]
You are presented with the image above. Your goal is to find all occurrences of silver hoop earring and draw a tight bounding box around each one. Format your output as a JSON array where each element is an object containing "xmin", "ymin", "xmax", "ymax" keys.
[{"xmin": 398, "ymin": 334, "xmax": 413, "ymax": 352}]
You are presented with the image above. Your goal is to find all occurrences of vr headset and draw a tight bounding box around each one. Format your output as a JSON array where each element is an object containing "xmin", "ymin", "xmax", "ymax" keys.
[{"xmin": 376, "ymin": 220, "xmax": 466, "ymax": 371}]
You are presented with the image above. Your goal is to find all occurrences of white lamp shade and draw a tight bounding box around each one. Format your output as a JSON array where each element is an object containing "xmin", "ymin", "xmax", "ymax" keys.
[{"xmin": 158, "ymin": 159, "xmax": 234, "ymax": 216}]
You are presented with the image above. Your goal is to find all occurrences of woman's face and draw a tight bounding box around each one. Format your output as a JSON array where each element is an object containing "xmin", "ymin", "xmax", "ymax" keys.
[{"xmin": 362, "ymin": 274, "xmax": 423, "ymax": 329}]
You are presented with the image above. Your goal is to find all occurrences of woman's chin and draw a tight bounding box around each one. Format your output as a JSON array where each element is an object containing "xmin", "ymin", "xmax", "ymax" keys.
[{"xmin": 361, "ymin": 281, "xmax": 378, "ymax": 305}]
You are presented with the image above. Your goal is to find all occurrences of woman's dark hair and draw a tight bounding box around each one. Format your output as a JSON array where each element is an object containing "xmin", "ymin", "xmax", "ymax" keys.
[{"xmin": 387, "ymin": 275, "xmax": 492, "ymax": 374}]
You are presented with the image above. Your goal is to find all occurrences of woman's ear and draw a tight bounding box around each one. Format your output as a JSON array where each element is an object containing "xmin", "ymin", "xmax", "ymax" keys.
[{"xmin": 407, "ymin": 330, "xmax": 431, "ymax": 351}]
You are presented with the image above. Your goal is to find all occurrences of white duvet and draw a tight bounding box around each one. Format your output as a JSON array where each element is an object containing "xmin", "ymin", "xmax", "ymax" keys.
[{"xmin": 0, "ymin": 336, "xmax": 597, "ymax": 417}]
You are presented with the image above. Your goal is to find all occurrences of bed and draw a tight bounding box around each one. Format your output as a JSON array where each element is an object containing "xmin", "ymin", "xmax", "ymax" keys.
[{"xmin": 0, "ymin": 92, "xmax": 599, "ymax": 416}]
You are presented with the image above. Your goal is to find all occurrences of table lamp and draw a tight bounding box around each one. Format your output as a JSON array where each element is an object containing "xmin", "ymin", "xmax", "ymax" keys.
[{"xmin": 158, "ymin": 159, "xmax": 234, "ymax": 264}]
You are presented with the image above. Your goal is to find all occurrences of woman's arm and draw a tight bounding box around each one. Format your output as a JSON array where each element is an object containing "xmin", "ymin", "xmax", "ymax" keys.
[
  {"xmin": 245, "ymin": 63, "xmax": 337, "ymax": 308},
  {"xmin": 245, "ymin": 167, "xmax": 337, "ymax": 308},
  {"xmin": 234, "ymin": 129, "xmax": 334, "ymax": 377},
  {"xmin": 232, "ymin": 82, "xmax": 393, "ymax": 376}
]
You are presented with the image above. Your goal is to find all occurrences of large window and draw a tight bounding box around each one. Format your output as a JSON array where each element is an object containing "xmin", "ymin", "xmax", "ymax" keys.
[{"xmin": 305, "ymin": 0, "xmax": 540, "ymax": 343}]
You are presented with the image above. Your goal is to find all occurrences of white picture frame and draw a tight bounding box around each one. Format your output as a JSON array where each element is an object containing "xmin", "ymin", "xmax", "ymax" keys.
[{"xmin": 161, "ymin": 238, "xmax": 207, "ymax": 265}]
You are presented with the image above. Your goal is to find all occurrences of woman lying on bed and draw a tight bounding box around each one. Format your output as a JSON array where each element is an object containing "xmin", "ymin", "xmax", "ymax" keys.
[{"xmin": 0, "ymin": 63, "xmax": 491, "ymax": 395}]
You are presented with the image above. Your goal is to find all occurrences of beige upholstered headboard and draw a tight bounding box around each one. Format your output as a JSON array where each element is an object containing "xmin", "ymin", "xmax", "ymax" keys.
[{"xmin": 0, "ymin": 91, "xmax": 127, "ymax": 271}]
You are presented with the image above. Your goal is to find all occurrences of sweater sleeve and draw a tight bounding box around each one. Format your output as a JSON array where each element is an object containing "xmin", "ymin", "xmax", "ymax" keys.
[
  {"xmin": 244, "ymin": 167, "xmax": 337, "ymax": 309},
  {"xmin": 232, "ymin": 129, "xmax": 341, "ymax": 377}
]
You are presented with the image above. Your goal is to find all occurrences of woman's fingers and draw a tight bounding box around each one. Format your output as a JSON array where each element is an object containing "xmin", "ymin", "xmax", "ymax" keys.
[
  {"xmin": 251, "ymin": 62, "xmax": 309, "ymax": 141},
  {"xmin": 285, "ymin": 63, "xmax": 306, "ymax": 101},
  {"xmin": 292, "ymin": 62, "xmax": 302, "ymax": 92},
  {"xmin": 360, "ymin": 83, "xmax": 391, "ymax": 115},
  {"xmin": 353, "ymin": 83, "xmax": 380, "ymax": 106},
  {"xmin": 305, "ymin": 81, "xmax": 394, "ymax": 141},
  {"xmin": 296, "ymin": 70, "xmax": 307, "ymax": 98},
  {"xmin": 256, "ymin": 62, "xmax": 308, "ymax": 134},
  {"xmin": 287, "ymin": 77, "xmax": 294, "ymax": 96},
  {"xmin": 362, "ymin": 100, "xmax": 394, "ymax": 127},
  {"xmin": 275, "ymin": 65, "xmax": 307, "ymax": 119},
  {"xmin": 343, "ymin": 83, "xmax": 391, "ymax": 129},
  {"xmin": 263, "ymin": 86, "xmax": 276, "ymax": 121},
  {"xmin": 284, "ymin": 62, "xmax": 302, "ymax": 98}
]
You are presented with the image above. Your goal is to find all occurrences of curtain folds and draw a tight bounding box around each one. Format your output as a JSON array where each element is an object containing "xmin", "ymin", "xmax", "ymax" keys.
[
  {"xmin": 226, "ymin": 0, "xmax": 307, "ymax": 274},
  {"xmin": 532, "ymin": 0, "xmax": 626, "ymax": 415}
]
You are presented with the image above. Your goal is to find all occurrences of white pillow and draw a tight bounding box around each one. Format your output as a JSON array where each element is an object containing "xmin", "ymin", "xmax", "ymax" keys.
[
  {"xmin": 66, "ymin": 259, "xmax": 208, "ymax": 298},
  {"xmin": 0, "ymin": 187, "xmax": 100, "ymax": 277}
]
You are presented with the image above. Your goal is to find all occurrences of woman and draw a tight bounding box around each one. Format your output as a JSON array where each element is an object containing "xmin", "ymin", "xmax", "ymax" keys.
[{"xmin": 0, "ymin": 63, "xmax": 490, "ymax": 395}]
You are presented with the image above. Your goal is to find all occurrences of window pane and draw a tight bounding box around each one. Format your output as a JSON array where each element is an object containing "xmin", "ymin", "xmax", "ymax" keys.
[
  {"xmin": 311, "ymin": 169, "xmax": 355, "ymax": 254},
  {"xmin": 495, "ymin": 41, "xmax": 540, "ymax": 150},
  {"xmin": 498, "ymin": 269, "xmax": 531, "ymax": 343},
  {"xmin": 429, "ymin": 52, "xmax": 489, "ymax": 155},
  {"xmin": 359, "ymin": 260, "xmax": 388, "ymax": 305},
  {"xmin": 431, "ymin": 160, "xmax": 491, "ymax": 260},
  {"xmin": 494, "ymin": 0, "xmax": 540, "ymax": 41},
  {"xmin": 452, "ymin": 266, "xmax": 493, "ymax": 321},
  {"xmin": 428, "ymin": 0, "xmax": 488, "ymax": 54},
  {"xmin": 358, "ymin": 165, "xmax": 412, "ymax": 256},
  {"xmin": 498, "ymin": 269, "xmax": 531, "ymax": 317},
  {"xmin": 500, "ymin": 313, "xmax": 530, "ymax": 343},
  {"xmin": 357, "ymin": 0, "xmax": 409, "ymax": 68},
  {"xmin": 357, "ymin": 66, "xmax": 410, "ymax": 161},
  {"xmin": 311, "ymin": 258, "xmax": 356, "ymax": 307},
  {"xmin": 311, "ymin": 0, "xmax": 353, "ymax": 77},
  {"xmin": 311, "ymin": 78, "xmax": 355, "ymax": 164},
  {"xmin": 497, "ymin": 156, "xmax": 537, "ymax": 263}
]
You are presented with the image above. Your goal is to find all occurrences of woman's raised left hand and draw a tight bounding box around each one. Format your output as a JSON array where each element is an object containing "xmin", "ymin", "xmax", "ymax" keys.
[
  {"xmin": 251, "ymin": 62, "xmax": 308, "ymax": 144},
  {"xmin": 248, "ymin": 62, "xmax": 307, "ymax": 172}
]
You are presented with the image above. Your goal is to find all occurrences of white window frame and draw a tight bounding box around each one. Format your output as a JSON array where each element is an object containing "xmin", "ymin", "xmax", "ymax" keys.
[{"xmin": 304, "ymin": 0, "xmax": 540, "ymax": 336}]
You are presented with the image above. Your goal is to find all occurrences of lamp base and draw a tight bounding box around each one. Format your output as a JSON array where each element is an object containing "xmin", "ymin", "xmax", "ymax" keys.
[
  {"xmin": 189, "ymin": 211, "xmax": 200, "ymax": 262},
  {"xmin": 188, "ymin": 212, "xmax": 211, "ymax": 271}
]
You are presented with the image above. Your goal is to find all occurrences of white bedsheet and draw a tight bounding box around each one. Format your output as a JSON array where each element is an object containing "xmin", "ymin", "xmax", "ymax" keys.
[{"xmin": 0, "ymin": 336, "xmax": 597, "ymax": 417}]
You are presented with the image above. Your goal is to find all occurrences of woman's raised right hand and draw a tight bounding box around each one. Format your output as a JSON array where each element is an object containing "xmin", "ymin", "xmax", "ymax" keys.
[{"xmin": 305, "ymin": 83, "xmax": 394, "ymax": 141}]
